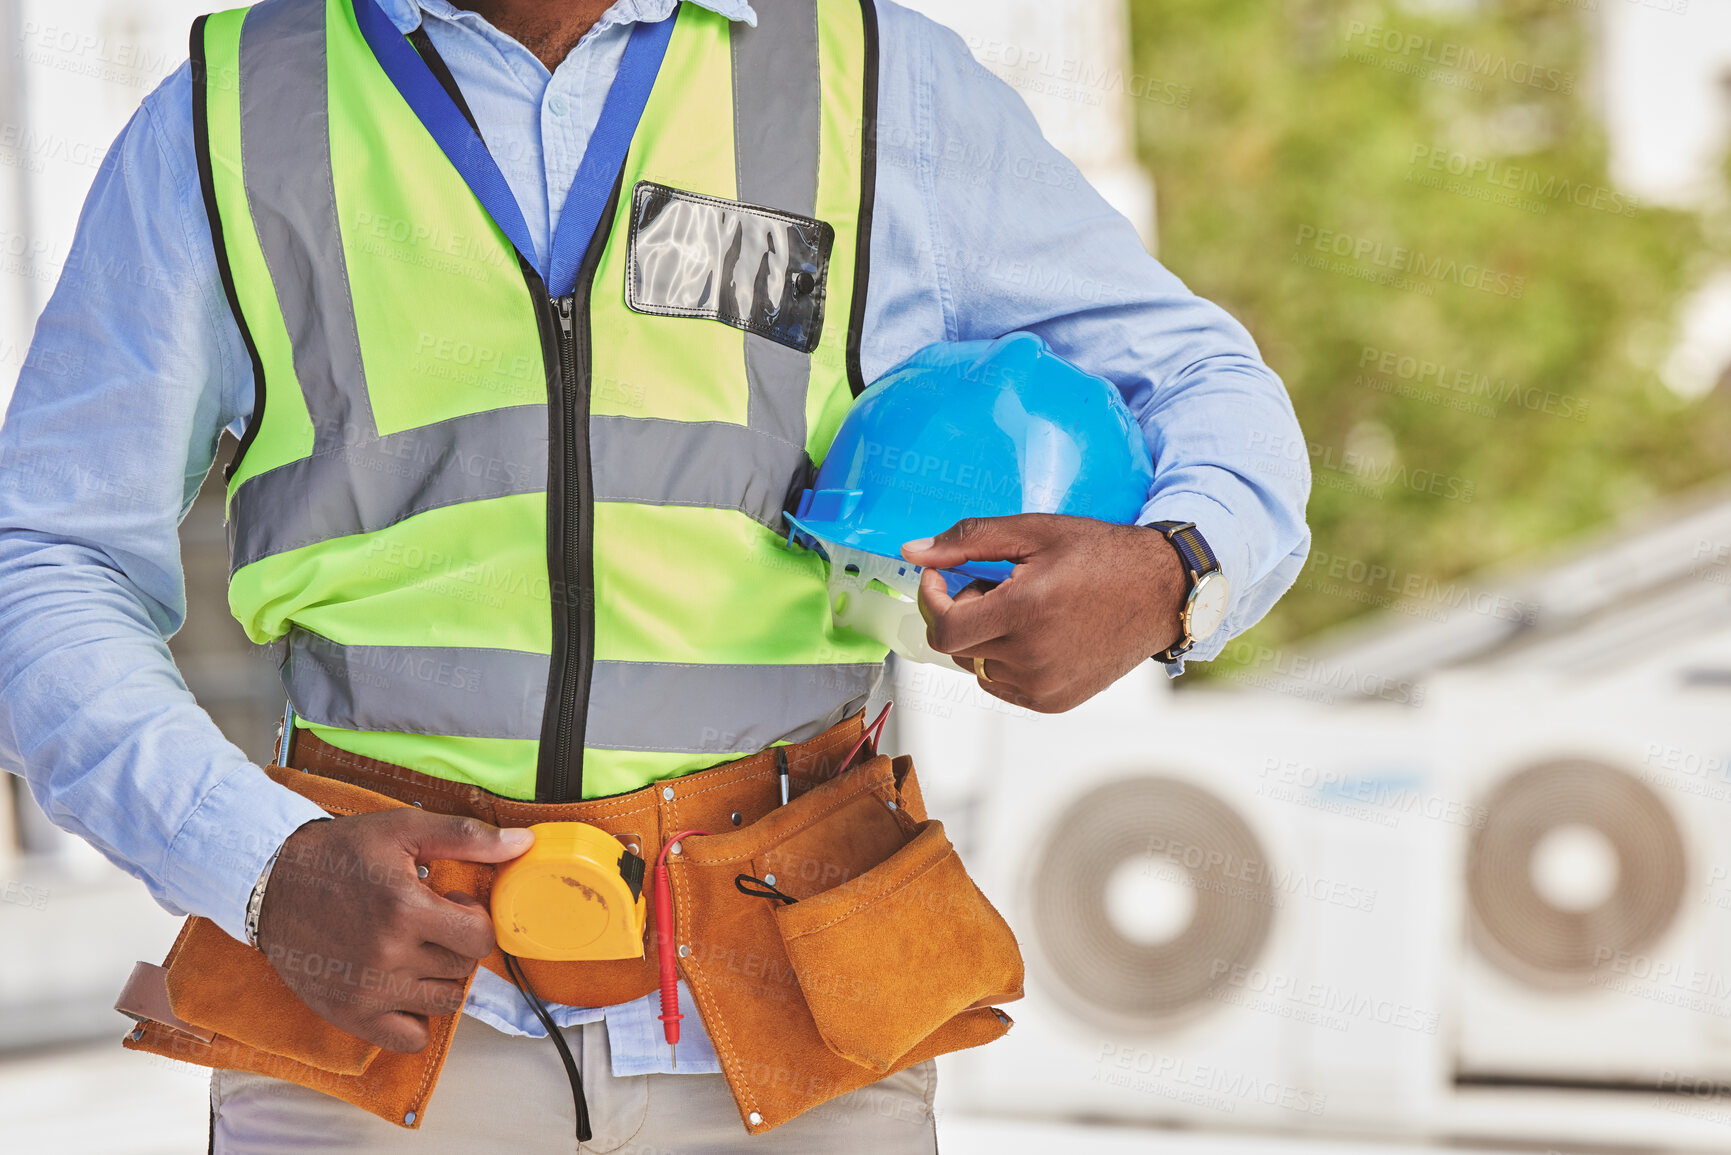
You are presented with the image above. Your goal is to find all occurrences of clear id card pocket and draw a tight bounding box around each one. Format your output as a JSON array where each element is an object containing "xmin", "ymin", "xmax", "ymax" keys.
[{"xmin": 625, "ymin": 181, "xmax": 834, "ymax": 354}]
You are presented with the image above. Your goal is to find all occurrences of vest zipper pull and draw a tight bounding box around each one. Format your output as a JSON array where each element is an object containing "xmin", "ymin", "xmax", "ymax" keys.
[{"xmin": 553, "ymin": 294, "xmax": 579, "ymax": 385}]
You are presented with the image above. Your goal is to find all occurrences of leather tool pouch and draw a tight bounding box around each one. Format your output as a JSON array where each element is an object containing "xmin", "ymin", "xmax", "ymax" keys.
[
  {"xmin": 122, "ymin": 766, "xmax": 482, "ymax": 1129},
  {"xmin": 122, "ymin": 738, "xmax": 1023, "ymax": 1135},
  {"xmin": 671, "ymin": 752, "xmax": 1023, "ymax": 1133}
]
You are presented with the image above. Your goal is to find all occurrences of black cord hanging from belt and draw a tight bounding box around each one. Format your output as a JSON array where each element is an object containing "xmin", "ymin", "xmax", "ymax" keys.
[
  {"xmin": 735, "ymin": 873, "xmax": 799, "ymax": 905},
  {"xmin": 504, "ymin": 952, "xmax": 592, "ymax": 1142}
]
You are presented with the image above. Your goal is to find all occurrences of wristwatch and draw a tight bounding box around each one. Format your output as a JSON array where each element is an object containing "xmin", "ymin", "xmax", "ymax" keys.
[{"xmin": 1150, "ymin": 521, "xmax": 1230, "ymax": 663}]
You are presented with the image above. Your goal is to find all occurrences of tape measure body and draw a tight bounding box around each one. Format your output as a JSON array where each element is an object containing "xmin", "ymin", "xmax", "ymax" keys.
[{"xmin": 492, "ymin": 822, "xmax": 648, "ymax": 960}]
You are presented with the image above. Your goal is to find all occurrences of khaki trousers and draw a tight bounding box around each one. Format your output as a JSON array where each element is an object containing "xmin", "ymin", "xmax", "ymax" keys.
[{"xmin": 210, "ymin": 1014, "xmax": 939, "ymax": 1153}]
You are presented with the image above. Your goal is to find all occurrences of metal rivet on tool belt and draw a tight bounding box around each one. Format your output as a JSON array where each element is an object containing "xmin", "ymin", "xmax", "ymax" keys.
[
  {"xmin": 670, "ymin": 841, "xmax": 682, "ymax": 855},
  {"xmin": 678, "ymin": 944, "xmax": 691, "ymax": 958},
  {"xmin": 404, "ymin": 1112, "xmax": 417, "ymax": 1125},
  {"xmin": 626, "ymin": 843, "xmax": 640, "ymax": 855},
  {"xmin": 886, "ymin": 800, "xmax": 898, "ymax": 811},
  {"xmin": 129, "ymin": 1026, "xmax": 144, "ymax": 1042},
  {"xmin": 417, "ymin": 865, "xmax": 429, "ymax": 880},
  {"xmin": 662, "ymin": 786, "xmax": 675, "ymax": 800},
  {"xmin": 764, "ymin": 873, "xmax": 777, "ymax": 887},
  {"xmin": 412, "ymin": 800, "xmax": 423, "ymax": 808},
  {"xmin": 730, "ymin": 811, "xmax": 742, "ymax": 826},
  {"xmin": 749, "ymin": 1112, "xmax": 763, "ymax": 1126}
]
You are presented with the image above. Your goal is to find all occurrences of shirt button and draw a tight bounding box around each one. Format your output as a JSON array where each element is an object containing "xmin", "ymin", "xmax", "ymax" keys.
[{"xmin": 549, "ymin": 95, "xmax": 568, "ymax": 117}]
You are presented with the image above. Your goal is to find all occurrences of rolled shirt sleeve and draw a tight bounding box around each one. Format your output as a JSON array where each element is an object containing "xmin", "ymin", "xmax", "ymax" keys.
[{"xmin": 0, "ymin": 69, "xmax": 326, "ymax": 943}]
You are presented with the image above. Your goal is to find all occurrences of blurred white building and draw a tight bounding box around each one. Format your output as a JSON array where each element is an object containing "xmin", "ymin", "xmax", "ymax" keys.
[
  {"xmin": 1601, "ymin": 0, "xmax": 1731, "ymax": 209},
  {"xmin": 1594, "ymin": 0, "xmax": 1731, "ymax": 398}
]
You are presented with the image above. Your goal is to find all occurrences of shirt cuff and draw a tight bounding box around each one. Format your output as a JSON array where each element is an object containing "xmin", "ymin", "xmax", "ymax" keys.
[
  {"xmin": 1137, "ymin": 490, "xmax": 1248, "ymax": 677},
  {"xmin": 159, "ymin": 760, "xmax": 331, "ymax": 945}
]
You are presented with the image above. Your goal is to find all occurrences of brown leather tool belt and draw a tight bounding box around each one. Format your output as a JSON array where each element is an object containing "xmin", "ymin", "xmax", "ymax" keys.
[{"xmin": 121, "ymin": 713, "xmax": 1023, "ymax": 1135}]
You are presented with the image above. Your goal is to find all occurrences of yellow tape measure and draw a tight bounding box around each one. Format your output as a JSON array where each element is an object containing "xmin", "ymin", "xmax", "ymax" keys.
[{"xmin": 491, "ymin": 822, "xmax": 648, "ymax": 961}]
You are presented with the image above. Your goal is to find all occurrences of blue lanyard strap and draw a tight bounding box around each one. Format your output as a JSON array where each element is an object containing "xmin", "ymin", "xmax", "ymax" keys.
[
  {"xmin": 546, "ymin": 14, "xmax": 675, "ymax": 297},
  {"xmin": 354, "ymin": 0, "xmax": 677, "ymax": 297}
]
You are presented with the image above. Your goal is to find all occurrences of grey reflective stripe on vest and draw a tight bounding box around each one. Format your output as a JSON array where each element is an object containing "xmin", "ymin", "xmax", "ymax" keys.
[
  {"xmin": 232, "ymin": 409, "xmax": 801, "ymax": 573},
  {"xmin": 732, "ymin": 0, "xmax": 819, "ymax": 455},
  {"xmin": 229, "ymin": 0, "xmax": 829, "ymax": 567},
  {"xmin": 588, "ymin": 659, "xmax": 880, "ymax": 753},
  {"xmin": 227, "ymin": 405, "xmax": 549, "ymax": 573},
  {"xmin": 240, "ymin": 0, "xmax": 373, "ymax": 450},
  {"xmin": 589, "ymin": 416, "xmax": 807, "ymax": 528},
  {"xmin": 281, "ymin": 627, "xmax": 549, "ymax": 741},
  {"xmin": 283, "ymin": 626, "xmax": 880, "ymax": 753}
]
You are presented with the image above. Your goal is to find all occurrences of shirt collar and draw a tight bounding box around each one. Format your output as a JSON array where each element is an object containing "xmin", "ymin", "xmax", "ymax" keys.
[{"xmin": 375, "ymin": 0, "xmax": 757, "ymax": 36}]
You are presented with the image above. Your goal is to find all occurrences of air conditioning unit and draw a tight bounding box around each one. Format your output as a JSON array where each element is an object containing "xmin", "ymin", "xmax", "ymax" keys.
[
  {"xmin": 939, "ymin": 676, "xmax": 1452, "ymax": 1136},
  {"xmin": 884, "ymin": 656, "xmax": 1173, "ymax": 860},
  {"xmin": 1440, "ymin": 669, "xmax": 1731, "ymax": 1090}
]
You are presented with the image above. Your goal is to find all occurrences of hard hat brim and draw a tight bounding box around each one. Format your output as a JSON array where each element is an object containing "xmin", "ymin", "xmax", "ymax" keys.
[{"xmin": 785, "ymin": 512, "xmax": 1013, "ymax": 591}]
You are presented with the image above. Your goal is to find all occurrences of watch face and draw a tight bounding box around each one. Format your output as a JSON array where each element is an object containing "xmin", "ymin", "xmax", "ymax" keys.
[{"xmin": 1185, "ymin": 572, "xmax": 1230, "ymax": 642}]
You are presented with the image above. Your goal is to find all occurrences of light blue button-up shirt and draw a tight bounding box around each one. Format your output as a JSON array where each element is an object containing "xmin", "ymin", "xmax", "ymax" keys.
[{"xmin": 0, "ymin": 0, "xmax": 1309, "ymax": 1076}]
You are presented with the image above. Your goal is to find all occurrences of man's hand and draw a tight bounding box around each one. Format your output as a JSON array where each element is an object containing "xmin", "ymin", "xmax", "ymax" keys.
[
  {"xmin": 903, "ymin": 514, "xmax": 1188, "ymax": 713},
  {"xmin": 255, "ymin": 811, "xmax": 534, "ymax": 1053}
]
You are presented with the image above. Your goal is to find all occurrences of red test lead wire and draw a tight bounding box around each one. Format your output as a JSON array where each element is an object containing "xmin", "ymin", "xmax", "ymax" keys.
[
  {"xmin": 835, "ymin": 701, "xmax": 893, "ymax": 776},
  {"xmin": 654, "ymin": 828, "xmax": 710, "ymax": 1052}
]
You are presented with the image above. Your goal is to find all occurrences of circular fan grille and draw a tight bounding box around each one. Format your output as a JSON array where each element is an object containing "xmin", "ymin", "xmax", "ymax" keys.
[
  {"xmin": 1467, "ymin": 759, "xmax": 1686, "ymax": 983},
  {"xmin": 1028, "ymin": 777, "xmax": 1276, "ymax": 1031}
]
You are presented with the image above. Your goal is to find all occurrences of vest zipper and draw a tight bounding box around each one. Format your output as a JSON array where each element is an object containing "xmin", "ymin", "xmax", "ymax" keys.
[
  {"xmin": 539, "ymin": 290, "xmax": 595, "ymax": 803},
  {"xmin": 530, "ymin": 173, "xmax": 621, "ymax": 804}
]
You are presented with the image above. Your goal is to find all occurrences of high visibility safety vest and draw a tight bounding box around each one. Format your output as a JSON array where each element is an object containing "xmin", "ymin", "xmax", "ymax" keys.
[{"xmin": 192, "ymin": 0, "xmax": 887, "ymax": 802}]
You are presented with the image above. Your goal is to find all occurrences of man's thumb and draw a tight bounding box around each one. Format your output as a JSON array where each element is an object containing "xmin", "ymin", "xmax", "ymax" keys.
[
  {"xmin": 902, "ymin": 516, "xmax": 1038, "ymax": 568},
  {"xmin": 405, "ymin": 814, "xmax": 534, "ymax": 864}
]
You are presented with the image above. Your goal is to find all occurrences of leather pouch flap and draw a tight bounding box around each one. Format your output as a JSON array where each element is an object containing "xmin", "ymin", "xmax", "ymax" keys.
[
  {"xmin": 165, "ymin": 915, "xmax": 381, "ymax": 1076},
  {"xmin": 672, "ymin": 754, "xmax": 1023, "ymax": 1132},
  {"xmin": 772, "ymin": 820, "xmax": 1023, "ymax": 1073}
]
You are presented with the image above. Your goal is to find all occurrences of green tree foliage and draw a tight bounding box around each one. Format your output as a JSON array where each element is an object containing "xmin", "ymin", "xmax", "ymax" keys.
[{"xmin": 1125, "ymin": 0, "xmax": 1731, "ymax": 666}]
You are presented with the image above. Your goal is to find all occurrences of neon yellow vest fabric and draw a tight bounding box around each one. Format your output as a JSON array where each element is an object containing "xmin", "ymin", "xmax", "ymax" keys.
[{"xmin": 193, "ymin": 0, "xmax": 885, "ymax": 801}]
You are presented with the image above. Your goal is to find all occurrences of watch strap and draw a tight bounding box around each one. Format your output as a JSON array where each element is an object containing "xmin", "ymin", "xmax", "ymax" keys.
[
  {"xmin": 1152, "ymin": 520, "xmax": 1218, "ymax": 583},
  {"xmin": 1151, "ymin": 520, "xmax": 1222, "ymax": 662}
]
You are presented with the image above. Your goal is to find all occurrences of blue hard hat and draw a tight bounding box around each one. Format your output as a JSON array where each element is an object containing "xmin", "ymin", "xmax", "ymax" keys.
[{"xmin": 787, "ymin": 332, "xmax": 1155, "ymax": 587}]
